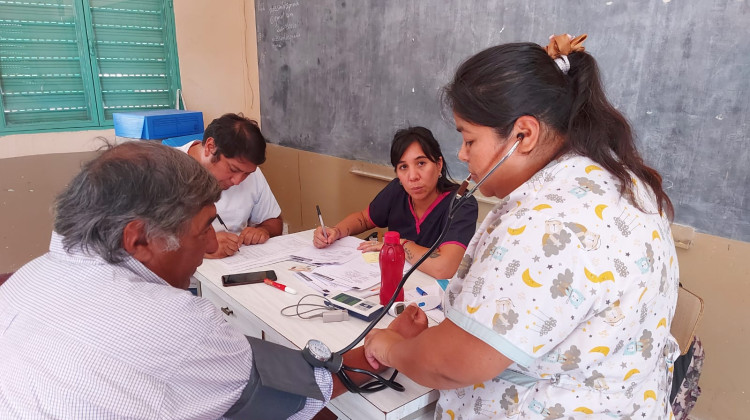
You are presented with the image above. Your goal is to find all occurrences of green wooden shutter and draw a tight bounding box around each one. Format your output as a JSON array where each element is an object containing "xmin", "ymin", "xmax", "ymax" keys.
[
  {"xmin": 0, "ymin": 0, "xmax": 181, "ymax": 134},
  {"xmin": 85, "ymin": 0, "xmax": 181, "ymax": 121},
  {"xmin": 0, "ymin": 0, "xmax": 99, "ymax": 131}
]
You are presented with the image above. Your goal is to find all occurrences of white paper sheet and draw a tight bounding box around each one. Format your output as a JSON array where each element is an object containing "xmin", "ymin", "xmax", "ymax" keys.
[
  {"xmin": 217, "ymin": 234, "xmax": 309, "ymax": 272},
  {"xmin": 311, "ymin": 254, "xmax": 382, "ymax": 290},
  {"xmin": 290, "ymin": 235, "xmax": 363, "ymax": 265}
]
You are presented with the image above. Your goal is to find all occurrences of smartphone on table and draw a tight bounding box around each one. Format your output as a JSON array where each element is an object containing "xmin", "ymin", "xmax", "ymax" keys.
[{"xmin": 221, "ymin": 270, "xmax": 277, "ymax": 287}]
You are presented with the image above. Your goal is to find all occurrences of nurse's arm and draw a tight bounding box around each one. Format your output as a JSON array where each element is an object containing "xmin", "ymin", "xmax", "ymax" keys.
[
  {"xmin": 402, "ymin": 242, "xmax": 465, "ymax": 279},
  {"xmin": 365, "ymin": 319, "xmax": 513, "ymax": 390}
]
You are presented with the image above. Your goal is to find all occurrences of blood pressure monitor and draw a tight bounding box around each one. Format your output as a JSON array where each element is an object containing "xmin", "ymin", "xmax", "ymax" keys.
[
  {"xmin": 326, "ymin": 291, "xmax": 384, "ymax": 320},
  {"xmin": 302, "ymin": 339, "xmax": 342, "ymax": 373}
]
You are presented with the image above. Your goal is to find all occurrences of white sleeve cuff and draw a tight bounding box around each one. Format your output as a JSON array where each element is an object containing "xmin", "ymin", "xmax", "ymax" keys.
[{"xmin": 285, "ymin": 368, "xmax": 332, "ymax": 420}]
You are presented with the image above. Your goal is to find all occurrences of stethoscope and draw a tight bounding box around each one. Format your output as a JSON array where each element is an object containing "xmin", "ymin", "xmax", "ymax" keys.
[{"xmin": 326, "ymin": 137, "xmax": 522, "ymax": 393}]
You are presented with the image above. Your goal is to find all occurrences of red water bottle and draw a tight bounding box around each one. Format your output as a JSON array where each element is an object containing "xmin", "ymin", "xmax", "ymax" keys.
[{"xmin": 379, "ymin": 231, "xmax": 405, "ymax": 305}]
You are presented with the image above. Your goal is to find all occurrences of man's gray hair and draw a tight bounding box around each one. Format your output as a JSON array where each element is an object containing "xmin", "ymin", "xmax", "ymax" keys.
[{"xmin": 54, "ymin": 141, "xmax": 222, "ymax": 263}]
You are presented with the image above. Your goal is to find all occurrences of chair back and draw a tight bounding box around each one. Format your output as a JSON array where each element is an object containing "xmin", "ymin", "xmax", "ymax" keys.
[{"xmin": 670, "ymin": 285, "xmax": 705, "ymax": 355}]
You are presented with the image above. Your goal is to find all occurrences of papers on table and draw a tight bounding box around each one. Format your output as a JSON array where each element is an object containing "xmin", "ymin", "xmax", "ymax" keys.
[
  {"xmin": 300, "ymin": 251, "xmax": 414, "ymax": 297},
  {"xmin": 215, "ymin": 234, "xmax": 386, "ymax": 294},
  {"xmin": 214, "ymin": 233, "xmax": 427, "ymax": 307},
  {"xmin": 294, "ymin": 271, "xmax": 337, "ymax": 295},
  {"xmin": 288, "ymin": 235, "xmax": 363, "ymax": 265},
  {"xmin": 216, "ymin": 234, "xmax": 365, "ymax": 272},
  {"xmin": 219, "ymin": 234, "xmax": 309, "ymax": 272},
  {"xmin": 311, "ymin": 255, "xmax": 381, "ymax": 290}
]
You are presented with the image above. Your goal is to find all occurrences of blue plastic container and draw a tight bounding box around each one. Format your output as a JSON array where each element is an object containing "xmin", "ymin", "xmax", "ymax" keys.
[
  {"xmin": 113, "ymin": 110, "xmax": 203, "ymax": 140},
  {"xmin": 162, "ymin": 132, "xmax": 204, "ymax": 147}
]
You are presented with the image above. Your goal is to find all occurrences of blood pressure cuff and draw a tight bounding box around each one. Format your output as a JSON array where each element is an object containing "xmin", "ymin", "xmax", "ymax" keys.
[{"xmin": 223, "ymin": 337, "xmax": 325, "ymax": 420}]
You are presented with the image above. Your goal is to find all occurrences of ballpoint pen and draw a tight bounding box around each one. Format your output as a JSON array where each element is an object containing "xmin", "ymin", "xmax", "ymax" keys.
[
  {"xmin": 316, "ymin": 205, "xmax": 329, "ymax": 240},
  {"xmin": 264, "ymin": 279, "xmax": 297, "ymax": 295},
  {"xmin": 215, "ymin": 214, "xmax": 229, "ymax": 231}
]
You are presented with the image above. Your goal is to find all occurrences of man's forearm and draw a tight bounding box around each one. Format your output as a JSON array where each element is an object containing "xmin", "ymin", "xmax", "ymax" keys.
[{"xmin": 257, "ymin": 216, "xmax": 283, "ymax": 237}]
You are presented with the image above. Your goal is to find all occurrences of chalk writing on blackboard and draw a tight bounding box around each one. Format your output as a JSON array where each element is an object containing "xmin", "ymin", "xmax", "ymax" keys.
[{"xmin": 265, "ymin": 1, "xmax": 301, "ymax": 44}]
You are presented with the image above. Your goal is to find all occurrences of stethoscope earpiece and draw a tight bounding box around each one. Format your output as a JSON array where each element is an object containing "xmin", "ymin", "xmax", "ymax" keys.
[{"xmin": 455, "ymin": 139, "xmax": 521, "ymax": 206}]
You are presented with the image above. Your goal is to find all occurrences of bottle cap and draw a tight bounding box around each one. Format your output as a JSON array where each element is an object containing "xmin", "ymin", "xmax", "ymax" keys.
[{"xmin": 383, "ymin": 231, "xmax": 401, "ymax": 244}]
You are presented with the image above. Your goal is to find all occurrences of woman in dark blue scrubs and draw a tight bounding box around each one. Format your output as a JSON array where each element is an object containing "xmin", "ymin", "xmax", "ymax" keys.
[{"xmin": 313, "ymin": 127, "xmax": 478, "ymax": 279}]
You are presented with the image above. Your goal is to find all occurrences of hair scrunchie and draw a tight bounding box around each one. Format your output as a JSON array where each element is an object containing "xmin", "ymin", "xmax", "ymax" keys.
[{"xmin": 544, "ymin": 33, "xmax": 587, "ymax": 74}]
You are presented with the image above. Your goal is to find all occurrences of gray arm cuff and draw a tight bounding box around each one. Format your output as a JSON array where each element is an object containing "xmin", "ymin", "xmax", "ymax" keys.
[{"xmin": 223, "ymin": 337, "xmax": 325, "ymax": 420}]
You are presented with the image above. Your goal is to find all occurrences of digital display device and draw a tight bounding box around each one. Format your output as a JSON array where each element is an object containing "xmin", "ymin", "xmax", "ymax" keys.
[
  {"xmin": 221, "ymin": 270, "xmax": 277, "ymax": 287},
  {"xmin": 332, "ymin": 293, "xmax": 361, "ymax": 306},
  {"xmin": 327, "ymin": 292, "xmax": 383, "ymax": 320}
]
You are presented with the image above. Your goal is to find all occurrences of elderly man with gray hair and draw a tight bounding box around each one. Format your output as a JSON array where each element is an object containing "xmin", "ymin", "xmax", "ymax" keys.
[{"xmin": 0, "ymin": 141, "xmax": 388, "ymax": 419}]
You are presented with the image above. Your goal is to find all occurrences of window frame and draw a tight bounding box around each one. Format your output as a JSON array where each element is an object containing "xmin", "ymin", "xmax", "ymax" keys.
[{"xmin": 0, "ymin": 0, "xmax": 182, "ymax": 136}]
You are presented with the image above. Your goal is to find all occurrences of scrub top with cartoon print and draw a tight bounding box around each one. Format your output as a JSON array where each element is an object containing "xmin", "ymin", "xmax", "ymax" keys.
[{"xmin": 439, "ymin": 154, "xmax": 680, "ymax": 420}]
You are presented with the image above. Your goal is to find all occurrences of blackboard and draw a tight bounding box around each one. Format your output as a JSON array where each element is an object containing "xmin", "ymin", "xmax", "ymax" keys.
[{"xmin": 255, "ymin": 0, "xmax": 750, "ymax": 242}]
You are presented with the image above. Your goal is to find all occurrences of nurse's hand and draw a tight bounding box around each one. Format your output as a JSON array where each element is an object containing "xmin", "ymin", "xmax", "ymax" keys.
[
  {"xmin": 313, "ymin": 226, "xmax": 340, "ymax": 248},
  {"xmin": 364, "ymin": 328, "xmax": 403, "ymax": 370},
  {"xmin": 365, "ymin": 305, "xmax": 427, "ymax": 370},
  {"xmin": 357, "ymin": 240, "xmax": 383, "ymax": 253}
]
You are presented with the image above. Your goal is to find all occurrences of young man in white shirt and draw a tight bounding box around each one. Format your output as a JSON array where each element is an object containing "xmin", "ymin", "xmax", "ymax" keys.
[{"xmin": 177, "ymin": 113, "xmax": 283, "ymax": 258}]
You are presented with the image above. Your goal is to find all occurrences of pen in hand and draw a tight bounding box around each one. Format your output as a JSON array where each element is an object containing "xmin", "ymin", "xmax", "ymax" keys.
[{"xmin": 316, "ymin": 205, "xmax": 329, "ymax": 240}]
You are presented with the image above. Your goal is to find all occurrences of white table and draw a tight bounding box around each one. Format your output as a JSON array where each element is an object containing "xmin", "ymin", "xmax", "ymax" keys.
[{"xmin": 192, "ymin": 230, "xmax": 438, "ymax": 420}]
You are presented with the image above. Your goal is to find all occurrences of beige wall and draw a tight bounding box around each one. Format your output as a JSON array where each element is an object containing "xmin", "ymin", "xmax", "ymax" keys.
[
  {"xmin": 0, "ymin": 151, "xmax": 99, "ymax": 272},
  {"xmin": 172, "ymin": 0, "xmax": 261, "ymax": 125},
  {"xmin": 675, "ymin": 235, "xmax": 750, "ymax": 419},
  {"xmin": 0, "ymin": 130, "xmax": 113, "ymax": 159},
  {"xmin": 0, "ymin": 1, "xmax": 746, "ymax": 418}
]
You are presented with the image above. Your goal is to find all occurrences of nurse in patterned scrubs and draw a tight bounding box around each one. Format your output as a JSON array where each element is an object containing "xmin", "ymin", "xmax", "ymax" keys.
[{"xmin": 364, "ymin": 34, "xmax": 680, "ymax": 419}]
